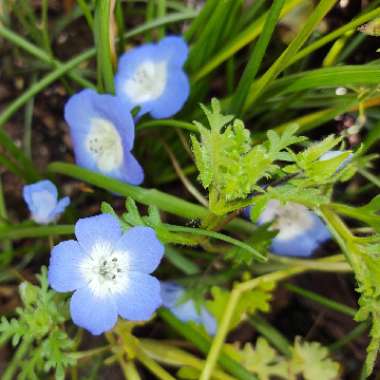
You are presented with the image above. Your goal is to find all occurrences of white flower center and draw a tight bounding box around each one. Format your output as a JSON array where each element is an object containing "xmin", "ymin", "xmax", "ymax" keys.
[
  {"xmin": 260, "ymin": 200, "xmax": 314, "ymax": 240},
  {"xmin": 85, "ymin": 118, "xmax": 123, "ymax": 173},
  {"xmin": 124, "ymin": 60, "xmax": 167, "ymax": 103},
  {"xmin": 31, "ymin": 190, "xmax": 56, "ymax": 223},
  {"xmin": 79, "ymin": 241, "xmax": 129, "ymax": 298}
]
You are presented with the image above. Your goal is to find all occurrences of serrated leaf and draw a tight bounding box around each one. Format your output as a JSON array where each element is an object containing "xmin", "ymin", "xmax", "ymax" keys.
[
  {"xmin": 239, "ymin": 338, "xmax": 289, "ymax": 380},
  {"xmin": 207, "ymin": 285, "xmax": 273, "ymax": 331},
  {"xmin": 290, "ymin": 338, "xmax": 340, "ymax": 380}
]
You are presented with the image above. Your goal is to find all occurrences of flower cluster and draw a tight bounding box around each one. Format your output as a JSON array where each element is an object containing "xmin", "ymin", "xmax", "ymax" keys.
[{"xmin": 64, "ymin": 36, "xmax": 189, "ymax": 185}]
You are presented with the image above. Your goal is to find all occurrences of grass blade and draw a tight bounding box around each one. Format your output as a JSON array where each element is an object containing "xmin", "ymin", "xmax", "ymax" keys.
[
  {"xmin": 230, "ymin": 0, "xmax": 286, "ymax": 116},
  {"xmin": 243, "ymin": 0, "xmax": 337, "ymax": 110}
]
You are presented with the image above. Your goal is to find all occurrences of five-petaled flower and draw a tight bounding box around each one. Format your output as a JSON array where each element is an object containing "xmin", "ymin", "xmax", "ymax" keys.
[
  {"xmin": 48, "ymin": 214, "xmax": 164, "ymax": 335},
  {"xmin": 23, "ymin": 180, "xmax": 70, "ymax": 224},
  {"xmin": 161, "ymin": 282, "xmax": 217, "ymax": 335},
  {"xmin": 256, "ymin": 200, "xmax": 330, "ymax": 257},
  {"xmin": 115, "ymin": 36, "xmax": 190, "ymax": 119},
  {"xmin": 64, "ymin": 89, "xmax": 144, "ymax": 185}
]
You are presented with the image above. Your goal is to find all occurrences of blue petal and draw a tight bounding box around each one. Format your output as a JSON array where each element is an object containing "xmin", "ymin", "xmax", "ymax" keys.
[
  {"xmin": 200, "ymin": 308, "xmax": 217, "ymax": 336},
  {"xmin": 115, "ymin": 272, "xmax": 161, "ymax": 321},
  {"xmin": 48, "ymin": 240, "xmax": 87, "ymax": 292},
  {"xmin": 49, "ymin": 196, "xmax": 70, "ymax": 221},
  {"xmin": 23, "ymin": 180, "xmax": 57, "ymax": 213},
  {"xmin": 161, "ymin": 282, "xmax": 217, "ymax": 335},
  {"xmin": 70, "ymin": 287, "xmax": 118, "ymax": 335},
  {"xmin": 157, "ymin": 36, "xmax": 188, "ymax": 66},
  {"xmin": 75, "ymin": 214, "xmax": 122, "ymax": 253},
  {"xmin": 114, "ymin": 36, "xmax": 190, "ymax": 119},
  {"xmin": 307, "ymin": 214, "xmax": 331, "ymax": 243},
  {"xmin": 148, "ymin": 70, "xmax": 190, "ymax": 119},
  {"xmin": 65, "ymin": 89, "xmax": 137, "ymax": 180},
  {"xmin": 115, "ymin": 44, "xmax": 158, "ymax": 105},
  {"xmin": 118, "ymin": 151, "xmax": 144, "ymax": 185},
  {"xmin": 171, "ymin": 299, "xmax": 202, "ymax": 325},
  {"xmin": 271, "ymin": 233, "xmax": 318, "ymax": 257},
  {"xmin": 114, "ymin": 226, "xmax": 164, "ymax": 273},
  {"xmin": 23, "ymin": 180, "xmax": 60, "ymax": 224},
  {"xmin": 161, "ymin": 282, "xmax": 183, "ymax": 308}
]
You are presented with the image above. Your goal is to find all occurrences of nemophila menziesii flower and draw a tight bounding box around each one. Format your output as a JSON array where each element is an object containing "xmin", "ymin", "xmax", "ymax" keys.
[
  {"xmin": 319, "ymin": 150, "xmax": 353, "ymax": 170},
  {"xmin": 23, "ymin": 180, "xmax": 70, "ymax": 224},
  {"xmin": 161, "ymin": 282, "xmax": 217, "ymax": 336},
  {"xmin": 48, "ymin": 214, "xmax": 164, "ymax": 335},
  {"xmin": 64, "ymin": 89, "xmax": 143, "ymax": 185},
  {"xmin": 255, "ymin": 200, "xmax": 330, "ymax": 257},
  {"xmin": 115, "ymin": 36, "xmax": 190, "ymax": 119}
]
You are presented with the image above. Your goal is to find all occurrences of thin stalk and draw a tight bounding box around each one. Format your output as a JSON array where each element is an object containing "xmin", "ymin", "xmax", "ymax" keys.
[
  {"xmin": 329, "ymin": 322, "xmax": 369, "ymax": 352},
  {"xmin": 249, "ymin": 314, "xmax": 292, "ymax": 357},
  {"xmin": 0, "ymin": 49, "xmax": 94, "ymax": 128},
  {"xmin": 2, "ymin": 338, "xmax": 31, "ymax": 380},
  {"xmin": 243, "ymin": 0, "xmax": 337, "ymax": 109},
  {"xmin": 40, "ymin": 0, "xmax": 52, "ymax": 55},
  {"xmin": 358, "ymin": 168, "xmax": 380, "ymax": 189},
  {"xmin": 199, "ymin": 266, "xmax": 318, "ymax": 380},
  {"xmin": 285, "ymin": 283, "xmax": 356, "ymax": 317},
  {"xmin": 23, "ymin": 75, "xmax": 36, "ymax": 158},
  {"xmin": 94, "ymin": 0, "xmax": 115, "ymax": 93},
  {"xmin": 47, "ymin": 162, "xmax": 255, "ymax": 234},
  {"xmin": 230, "ymin": 0, "xmax": 285, "ymax": 115},
  {"xmin": 0, "ymin": 224, "xmax": 74, "ymax": 240},
  {"xmin": 0, "ymin": 177, "xmax": 12, "ymax": 254},
  {"xmin": 156, "ymin": 0, "xmax": 166, "ymax": 38},
  {"xmin": 77, "ymin": 0, "xmax": 94, "ymax": 30},
  {"xmin": 158, "ymin": 308, "xmax": 257, "ymax": 380},
  {"xmin": 164, "ymin": 224, "xmax": 265, "ymax": 262}
]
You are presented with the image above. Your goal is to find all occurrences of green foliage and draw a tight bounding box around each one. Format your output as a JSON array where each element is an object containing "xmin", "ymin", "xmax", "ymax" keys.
[
  {"xmin": 226, "ymin": 224, "xmax": 276, "ymax": 266},
  {"xmin": 102, "ymin": 198, "xmax": 191, "ymax": 245},
  {"xmin": 239, "ymin": 338, "xmax": 288, "ymax": 380},
  {"xmin": 285, "ymin": 135, "xmax": 355, "ymax": 187},
  {"xmin": 236, "ymin": 337, "xmax": 340, "ymax": 380},
  {"xmin": 191, "ymin": 99, "xmax": 304, "ymax": 214},
  {"xmin": 0, "ymin": 268, "xmax": 76, "ymax": 379},
  {"xmin": 206, "ymin": 283, "xmax": 274, "ymax": 331}
]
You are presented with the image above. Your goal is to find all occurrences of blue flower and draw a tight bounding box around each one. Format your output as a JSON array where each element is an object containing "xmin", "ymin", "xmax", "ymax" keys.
[
  {"xmin": 23, "ymin": 180, "xmax": 70, "ymax": 224},
  {"xmin": 160, "ymin": 282, "xmax": 217, "ymax": 336},
  {"xmin": 64, "ymin": 89, "xmax": 143, "ymax": 185},
  {"xmin": 256, "ymin": 200, "xmax": 330, "ymax": 257},
  {"xmin": 319, "ymin": 150, "xmax": 353, "ymax": 170},
  {"xmin": 115, "ymin": 36, "xmax": 190, "ymax": 119},
  {"xmin": 48, "ymin": 214, "xmax": 164, "ymax": 335}
]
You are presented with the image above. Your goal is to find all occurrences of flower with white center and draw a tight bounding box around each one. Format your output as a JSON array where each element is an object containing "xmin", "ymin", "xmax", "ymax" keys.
[
  {"xmin": 161, "ymin": 282, "xmax": 217, "ymax": 336},
  {"xmin": 48, "ymin": 214, "xmax": 164, "ymax": 335},
  {"xmin": 115, "ymin": 36, "xmax": 190, "ymax": 119},
  {"xmin": 255, "ymin": 200, "xmax": 330, "ymax": 257},
  {"xmin": 319, "ymin": 150, "xmax": 353, "ymax": 170},
  {"xmin": 23, "ymin": 180, "xmax": 70, "ymax": 224},
  {"xmin": 64, "ymin": 89, "xmax": 143, "ymax": 185}
]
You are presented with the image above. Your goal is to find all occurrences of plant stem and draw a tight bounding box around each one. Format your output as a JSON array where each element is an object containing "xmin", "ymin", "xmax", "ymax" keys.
[
  {"xmin": 200, "ymin": 265, "xmax": 323, "ymax": 380},
  {"xmin": 2, "ymin": 338, "xmax": 31, "ymax": 380},
  {"xmin": 47, "ymin": 162, "xmax": 255, "ymax": 234},
  {"xmin": 0, "ymin": 224, "xmax": 74, "ymax": 240}
]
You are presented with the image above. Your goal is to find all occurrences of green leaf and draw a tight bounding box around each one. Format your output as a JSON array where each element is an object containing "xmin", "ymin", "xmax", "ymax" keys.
[
  {"xmin": 290, "ymin": 338, "xmax": 340, "ymax": 380},
  {"xmin": 207, "ymin": 284, "xmax": 274, "ymax": 331},
  {"xmin": 239, "ymin": 338, "xmax": 288, "ymax": 380},
  {"xmin": 191, "ymin": 100, "xmax": 304, "ymax": 214}
]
